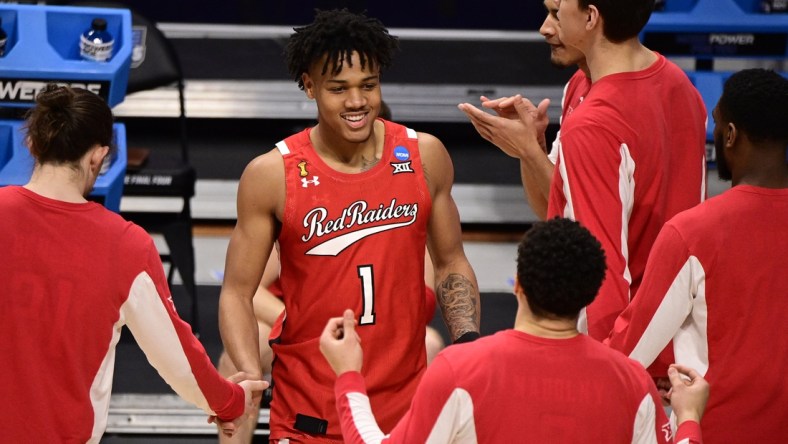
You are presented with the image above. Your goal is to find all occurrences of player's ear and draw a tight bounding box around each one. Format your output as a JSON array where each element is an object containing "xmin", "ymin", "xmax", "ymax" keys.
[
  {"xmin": 303, "ymin": 73, "xmax": 315, "ymax": 99},
  {"xmin": 89, "ymin": 145, "xmax": 110, "ymax": 173},
  {"xmin": 513, "ymin": 276, "xmax": 525, "ymax": 300},
  {"xmin": 586, "ymin": 5, "xmax": 600, "ymax": 31},
  {"xmin": 726, "ymin": 122, "xmax": 737, "ymax": 147}
]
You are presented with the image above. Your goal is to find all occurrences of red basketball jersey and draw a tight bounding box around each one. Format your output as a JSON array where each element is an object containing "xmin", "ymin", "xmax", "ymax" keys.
[{"xmin": 270, "ymin": 119, "xmax": 432, "ymax": 442}]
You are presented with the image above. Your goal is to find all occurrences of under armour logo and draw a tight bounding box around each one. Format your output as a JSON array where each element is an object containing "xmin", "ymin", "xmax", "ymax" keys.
[
  {"xmin": 301, "ymin": 176, "xmax": 320, "ymax": 187},
  {"xmin": 391, "ymin": 161, "xmax": 414, "ymax": 175}
]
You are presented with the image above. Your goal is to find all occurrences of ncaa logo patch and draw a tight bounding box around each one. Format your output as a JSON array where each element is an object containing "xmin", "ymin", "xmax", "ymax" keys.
[{"xmin": 393, "ymin": 146, "xmax": 410, "ymax": 161}]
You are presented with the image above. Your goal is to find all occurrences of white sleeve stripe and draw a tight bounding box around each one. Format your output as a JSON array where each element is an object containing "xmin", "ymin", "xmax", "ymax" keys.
[
  {"xmin": 550, "ymin": 77, "xmax": 572, "ymax": 164},
  {"xmin": 88, "ymin": 316, "xmax": 123, "ymax": 443},
  {"xmin": 426, "ymin": 389, "xmax": 477, "ymax": 444},
  {"xmin": 700, "ymin": 157, "xmax": 707, "ymax": 203},
  {"xmin": 557, "ymin": 144, "xmax": 575, "ymax": 220},
  {"xmin": 676, "ymin": 439, "xmax": 691, "ymax": 444},
  {"xmin": 121, "ymin": 272, "xmax": 213, "ymax": 414},
  {"xmin": 673, "ymin": 257, "xmax": 709, "ymax": 376},
  {"xmin": 548, "ymin": 132, "xmax": 561, "ymax": 165},
  {"xmin": 617, "ymin": 143, "xmax": 636, "ymax": 299},
  {"xmin": 630, "ymin": 256, "xmax": 708, "ymax": 376},
  {"xmin": 345, "ymin": 388, "xmax": 477, "ymax": 444},
  {"xmin": 406, "ymin": 128, "xmax": 418, "ymax": 139},
  {"xmin": 631, "ymin": 393, "xmax": 659, "ymax": 444},
  {"xmin": 346, "ymin": 392, "xmax": 387, "ymax": 444},
  {"xmin": 560, "ymin": 80, "xmax": 571, "ymax": 119},
  {"xmin": 276, "ymin": 140, "xmax": 290, "ymax": 156}
]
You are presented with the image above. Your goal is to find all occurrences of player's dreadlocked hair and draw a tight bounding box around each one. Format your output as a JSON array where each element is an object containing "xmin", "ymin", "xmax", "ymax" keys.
[
  {"xmin": 717, "ymin": 68, "xmax": 788, "ymax": 147},
  {"xmin": 285, "ymin": 9, "xmax": 399, "ymax": 91},
  {"xmin": 516, "ymin": 218, "xmax": 607, "ymax": 319}
]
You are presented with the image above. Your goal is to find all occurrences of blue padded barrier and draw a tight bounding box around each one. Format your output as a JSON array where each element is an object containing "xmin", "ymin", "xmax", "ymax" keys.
[
  {"xmin": 0, "ymin": 119, "xmax": 127, "ymax": 212},
  {"xmin": 0, "ymin": 4, "xmax": 132, "ymax": 108}
]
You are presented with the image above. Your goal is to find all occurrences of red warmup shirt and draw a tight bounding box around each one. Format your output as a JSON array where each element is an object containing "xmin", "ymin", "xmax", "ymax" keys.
[
  {"xmin": 334, "ymin": 330, "xmax": 703, "ymax": 443},
  {"xmin": 548, "ymin": 53, "xmax": 707, "ymax": 343},
  {"xmin": 270, "ymin": 119, "xmax": 432, "ymax": 442},
  {"xmin": 608, "ymin": 185, "xmax": 788, "ymax": 443},
  {"xmin": 0, "ymin": 186, "xmax": 244, "ymax": 443}
]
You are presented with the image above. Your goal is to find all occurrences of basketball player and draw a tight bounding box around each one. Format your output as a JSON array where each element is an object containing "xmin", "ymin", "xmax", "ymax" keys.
[
  {"xmin": 459, "ymin": 0, "xmax": 591, "ymax": 220},
  {"xmin": 215, "ymin": 251, "xmax": 445, "ymax": 443},
  {"xmin": 218, "ymin": 9, "xmax": 480, "ymax": 443},
  {"xmin": 0, "ymin": 85, "xmax": 265, "ymax": 443},
  {"xmin": 471, "ymin": 0, "xmax": 707, "ymax": 357},
  {"xmin": 320, "ymin": 218, "xmax": 709, "ymax": 443},
  {"xmin": 608, "ymin": 68, "xmax": 788, "ymax": 443}
]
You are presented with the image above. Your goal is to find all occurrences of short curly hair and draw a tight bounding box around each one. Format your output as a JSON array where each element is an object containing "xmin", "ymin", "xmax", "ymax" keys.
[
  {"xmin": 717, "ymin": 68, "xmax": 788, "ymax": 146},
  {"xmin": 516, "ymin": 218, "xmax": 607, "ymax": 319},
  {"xmin": 284, "ymin": 9, "xmax": 399, "ymax": 91}
]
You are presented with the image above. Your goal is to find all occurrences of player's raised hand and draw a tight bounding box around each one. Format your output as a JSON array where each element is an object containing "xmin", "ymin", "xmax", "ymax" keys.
[
  {"xmin": 320, "ymin": 309, "xmax": 363, "ymax": 376},
  {"xmin": 458, "ymin": 95, "xmax": 551, "ymax": 159},
  {"xmin": 481, "ymin": 95, "xmax": 519, "ymax": 119},
  {"xmin": 480, "ymin": 95, "xmax": 551, "ymax": 145},
  {"xmin": 519, "ymin": 97, "xmax": 551, "ymax": 150}
]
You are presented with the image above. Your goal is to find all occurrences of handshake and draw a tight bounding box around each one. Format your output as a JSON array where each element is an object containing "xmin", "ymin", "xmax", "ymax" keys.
[{"xmin": 210, "ymin": 374, "xmax": 269, "ymax": 438}]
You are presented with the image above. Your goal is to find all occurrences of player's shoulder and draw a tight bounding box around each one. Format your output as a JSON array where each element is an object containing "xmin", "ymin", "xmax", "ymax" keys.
[
  {"xmin": 663, "ymin": 190, "xmax": 736, "ymax": 237},
  {"xmin": 241, "ymin": 147, "xmax": 285, "ymax": 184},
  {"xmin": 583, "ymin": 336, "xmax": 655, "ymax": 384},
  {"xmin": 580, "ymin": 333, "xmax": 634, "ymax": 363},
  {"xmin": 415, "ymin": 131, "xmax": 453, "ymax": 183},
  {"xmin": 101, "ymin": 214, "xmax": 159, "ymax": 259},
  {"xmin": 654, "ymin": 53, "xmax": 698, "ymax": 90},
  {"xmin": 436, "ymin": 331, "xmax": 500, "ymax": 363},
  {"xmin": 560, "ymin": 100, "xmax": 619, "ymax": 138},
  {"xmin": 658, "ymin": 53, "xmax": 689, "ymax": 76},
  {"xmin": 415, "ymin": 131, "xmax": 444, "ymax": 150}
]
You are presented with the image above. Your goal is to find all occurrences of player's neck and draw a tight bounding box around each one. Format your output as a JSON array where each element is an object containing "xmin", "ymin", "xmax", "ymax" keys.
[
  {"xmin": 732, "ymin": 143, "xmax": 788, "ymax": 189},
  {"xmin": 734, "ymin": 160, "xmax": 788, "ymax": 189},
  {"xmin": 25, "ymin": 164, "xmax": 89, "ymax": 203},
  {"xmin": 586, "ymin": 38, "xmax": 656, "ymax": 83},
  {"xmin": 514, "ymin": 304, "xmax": 579, "ymax": 339},
  {"xmin": 310, "ymin": 121, "xmax": 384, "ymax": 172}
]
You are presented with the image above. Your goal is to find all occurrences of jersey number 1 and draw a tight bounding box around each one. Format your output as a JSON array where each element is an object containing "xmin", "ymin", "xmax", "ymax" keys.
[{"xmin": 358, "ymin": 265, "xmax": 376, "ymax": 325}]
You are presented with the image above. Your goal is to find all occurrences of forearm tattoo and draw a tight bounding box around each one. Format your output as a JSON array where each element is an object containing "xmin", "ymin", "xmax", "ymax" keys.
[{"xmin": 437, "ymin": 273, "xmax": 480, "ymax": 341}]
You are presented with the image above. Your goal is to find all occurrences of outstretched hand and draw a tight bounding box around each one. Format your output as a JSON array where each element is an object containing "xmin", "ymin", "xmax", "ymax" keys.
[
  {"xmin": 666, "ymin": 364, "xmax": 709, "ymax": 425},
  {"xmin": 319, "ymin": 309, "xmax": 363, "ymax": 376},
  {"xmin": 208, "ymin": 376, "xmax": 269, "ymax": 438},
  {"xmin": 458, "ymin": 95, "xmax": 551, "ymax": 160},
  {"xmin": 481, "ymin": 95, "xmax": 551, "ymax": 145}
]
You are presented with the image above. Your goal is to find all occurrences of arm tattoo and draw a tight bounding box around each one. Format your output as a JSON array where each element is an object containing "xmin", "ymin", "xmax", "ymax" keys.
[{"xmin": 437, "ymin": 273, "xmax": 480, "ymax": 341}]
